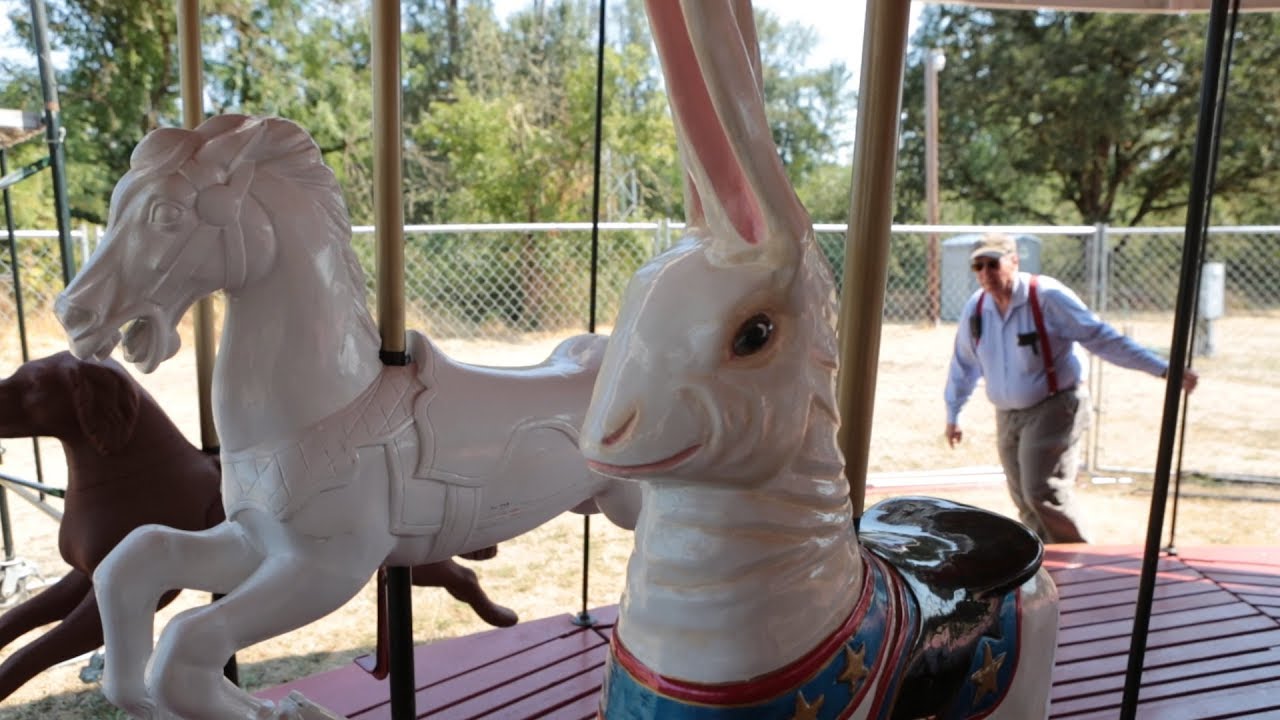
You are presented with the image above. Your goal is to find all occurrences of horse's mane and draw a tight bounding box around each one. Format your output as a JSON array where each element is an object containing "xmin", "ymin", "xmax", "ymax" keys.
[{"xmin": 209, "ymin": 117, "xmax": 373, "ymax": 331}]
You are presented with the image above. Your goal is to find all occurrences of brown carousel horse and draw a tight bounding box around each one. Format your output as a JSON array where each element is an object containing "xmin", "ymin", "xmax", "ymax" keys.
[{"xmin": 0, "ymin": 351, "xmax": 515, "ymax": 702}]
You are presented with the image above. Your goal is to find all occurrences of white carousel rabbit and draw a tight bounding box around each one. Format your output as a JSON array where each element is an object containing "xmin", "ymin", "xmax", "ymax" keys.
[{"xmin": 580, "ymin": 2, "xmax": 1059, "ymax": 718}]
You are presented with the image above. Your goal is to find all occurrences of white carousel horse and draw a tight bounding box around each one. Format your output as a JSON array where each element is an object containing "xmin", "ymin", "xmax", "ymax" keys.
[
  {"xmin": 578, "ymin": 2, "xmax": 1060, "ymax": 718},
  {"xmin": 55, "ymin": 114, "xmax": 640, "ymax": 720}
]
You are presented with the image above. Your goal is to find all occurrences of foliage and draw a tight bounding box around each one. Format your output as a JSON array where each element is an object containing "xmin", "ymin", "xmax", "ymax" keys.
[
  {"xmin": 1, "ymin": 0, "xmax": 853, "ymax": 330},
  {"xmin": 897, "ymin": 7, "xmax": 1280, "ymax": 227}
]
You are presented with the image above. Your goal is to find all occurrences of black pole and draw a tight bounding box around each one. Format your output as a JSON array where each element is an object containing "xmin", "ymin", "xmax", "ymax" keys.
[
  {"xmin": 1166, "ymin": 0, "xmax": 1241, "ymax": 555},
  {"xmin": 381, "ymin": 349, "xmax": 415, "ymax": 720},
  {"xmin": 575, "ymin": 0, "xmax": 608, "ymax": 630},
  {"xmin": 1119, "ymin": 2, "xmax": 1231, "ymax": 716},
  {"xmin": 2, "ymin": 146, "xmax": 47, "ymax": 553},
  {"xmin": 27, "ymin": 0, "xmax": 74, "ymax": 285}
]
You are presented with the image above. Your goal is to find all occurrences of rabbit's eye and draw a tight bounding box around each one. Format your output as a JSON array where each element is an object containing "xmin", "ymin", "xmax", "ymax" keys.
[{"xmin": 732, "ymin": 313, "xmax": 774, "ymax": 357}]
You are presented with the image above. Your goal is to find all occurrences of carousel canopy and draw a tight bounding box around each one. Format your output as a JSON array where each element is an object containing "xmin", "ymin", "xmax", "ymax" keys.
[{"xmin": 919, "ymin": 0, "xmax": 1280, "ymax": 12}]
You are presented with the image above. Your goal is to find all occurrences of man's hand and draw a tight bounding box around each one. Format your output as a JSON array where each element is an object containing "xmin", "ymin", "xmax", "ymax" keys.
[
  {"xmin": 1182, "ymin": 367, "xmax": 1199, "ymax": 393},
  {"xmin": 946, "ymin": 423, "xmax": 963, "ymax": 448}
]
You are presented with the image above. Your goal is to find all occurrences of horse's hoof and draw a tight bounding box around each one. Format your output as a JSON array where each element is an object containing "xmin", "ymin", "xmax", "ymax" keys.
[{"xmin": 273, "ymin": 691, "xmax": 349, "ymax": 720}]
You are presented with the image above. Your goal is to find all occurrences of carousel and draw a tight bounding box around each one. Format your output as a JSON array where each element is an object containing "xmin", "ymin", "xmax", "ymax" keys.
[{"xmin": 0, "ymin": 0, "xmax": 1277, "ymax": 718}]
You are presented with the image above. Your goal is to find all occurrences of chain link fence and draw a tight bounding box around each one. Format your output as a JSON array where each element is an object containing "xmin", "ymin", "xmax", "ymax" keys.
[{"xmin": 4, "ymin": 222, "xmax": 1279, "ymax": 482}]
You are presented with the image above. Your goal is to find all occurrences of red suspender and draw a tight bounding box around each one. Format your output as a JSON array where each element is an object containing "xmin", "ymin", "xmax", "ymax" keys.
[
  {"xmin": 1028, "ymin": 275, "xmax": 1059, "ymax": 394},
  {"xmin": 973, "ymin": 276, "xmax": 1059, "ymax": 394}
]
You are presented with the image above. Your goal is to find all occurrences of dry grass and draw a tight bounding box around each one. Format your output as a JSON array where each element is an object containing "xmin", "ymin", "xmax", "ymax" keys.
[{"xmin": 0, "ymin": 313, "xmax": 1277, "ymax": 719}]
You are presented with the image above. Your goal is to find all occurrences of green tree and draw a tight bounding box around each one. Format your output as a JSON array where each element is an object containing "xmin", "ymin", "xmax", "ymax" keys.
[
  {"xmin": 897, "ymin": 6, "xmax": 1280, "ymax": 227},
  {"xmin": 7, "ymin": 0, "xmax": 181, "ymax": 225}
]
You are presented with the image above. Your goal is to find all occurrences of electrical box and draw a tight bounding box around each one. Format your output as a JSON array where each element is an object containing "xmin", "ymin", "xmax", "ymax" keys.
[
  {"xmin": 941, "ymin": 233, "xmax": 1042, "ymax": 321},
  {"xmin": 1199, "ymin": 262, "xmax": 1225, "ymax": 320}
]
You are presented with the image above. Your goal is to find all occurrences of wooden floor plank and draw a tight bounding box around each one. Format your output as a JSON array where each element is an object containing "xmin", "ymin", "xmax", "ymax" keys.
[
  {"xmin": 1049, "ymin": 559, "xmax": 1189, "ymax": 591},
  {"xmin": 487, "ymin": 661, "xmax": 607, "ymax": 720},
  {"xmin": 1058, "ymin": 576, "xmax": 1215, "ymax": 614},
  {"xmin": 354, "ymin": 628, "xmax": 608, "ymax": 720},
  {"xmin": 1055, "ymin": 615, "xmax": 1277, "ymax": 664},
  {"xmin": 424, "ymin": 643, "xmax": 607, "ymax": 720},
  {"xmin": 256, "ymin": 547, "xmax": 1280, "ymax": 720},
  {"xmin": 1056, "ymin": 600, "xmax": 1258, "ymax": 647},
  {"xmin": 1042, "ymin": 545, "xmax": 1151, "ymax": 569},
  {"xmin": 1052, "ymin": 646, "xmax": 1280, "ymax": 702},
  {"xmin": 1175, "ymin": 546, "xmax": 1280, "ymax": 568},
  {"xmin": 1053, "ymin": 567, "xmax": 1200, "ymax": 600},
  {"xmin": 1052, "ymin": 628, "xmax": 1280, "ymax": 684},
  {"xmin": 554, "ymin": 690, "xmax": 606, "ymax": 720},
  {"xmin": 1054, "ymin": 677, "xmax": 1280, "ymax": 720},
  {"xmin": 1050, "ymin": 663, "xmax": 1280, "ymax": 716},
  {"xmin": 1217, "ymin": 581, "xmax": 1280, "ymax": 600},
  {"xmin": 1057, "ymin": 585, "xmax": 1233, "ymax": 629}
]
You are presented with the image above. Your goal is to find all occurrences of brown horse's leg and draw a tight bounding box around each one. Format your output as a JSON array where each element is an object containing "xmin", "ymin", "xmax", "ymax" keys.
[
  {"xmin": 0, "ymin": 574, "xmax": 101, "ymax": 701},
  {"xmin": 0, "ymin": 570, "xmax": 91, "ymax": 652},
  {"xmin": 411, "ymin": 559, "xmax": 518, "ymax": 628}
]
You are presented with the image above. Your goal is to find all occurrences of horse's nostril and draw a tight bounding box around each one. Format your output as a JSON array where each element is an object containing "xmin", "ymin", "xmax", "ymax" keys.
[
  {"xmin": 57, "ymin": 302, "xmax": 97, "ymax": 333},
  {"xmin": 601, "ymin": 410, "xmax": 637, "ymax": 447}
]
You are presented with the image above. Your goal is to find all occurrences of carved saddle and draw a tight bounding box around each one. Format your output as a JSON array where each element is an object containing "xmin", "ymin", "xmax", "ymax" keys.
[{"xmin": 859, "ymin": 495, "xmax": 1044, "ymax": 719}]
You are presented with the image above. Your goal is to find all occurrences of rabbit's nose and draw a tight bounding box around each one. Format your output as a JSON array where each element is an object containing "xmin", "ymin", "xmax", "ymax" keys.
[{"xmin": 601, "ymin": 409, "xmax": 637, "ymax": 447}]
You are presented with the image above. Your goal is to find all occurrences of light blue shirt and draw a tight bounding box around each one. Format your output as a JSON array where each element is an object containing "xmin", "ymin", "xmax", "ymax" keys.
[{"xmin": 945, "ymin": 272, "xmax": 1168, "ymax": 424}]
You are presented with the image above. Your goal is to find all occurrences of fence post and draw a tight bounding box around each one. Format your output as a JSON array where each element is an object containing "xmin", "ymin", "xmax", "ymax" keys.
[{"xmin": 1086, "ymin": 223, "xmax": 1108, "ymax": 473}]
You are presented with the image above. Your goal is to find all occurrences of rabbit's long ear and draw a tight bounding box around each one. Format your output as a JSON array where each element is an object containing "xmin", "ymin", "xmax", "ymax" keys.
[{"xmin": 648, "ymin": 0, "xmax": 809, "ymax": 266}]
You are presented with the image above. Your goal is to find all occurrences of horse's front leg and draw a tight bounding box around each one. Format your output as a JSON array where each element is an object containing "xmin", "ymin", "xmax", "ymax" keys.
[
  {"xmin": 95, "ymin": 521, "xmax": 261, "ymax": 719},
  {"xmin": 148, "ymin": 515, "xmax": 384, "ymax": 720}
]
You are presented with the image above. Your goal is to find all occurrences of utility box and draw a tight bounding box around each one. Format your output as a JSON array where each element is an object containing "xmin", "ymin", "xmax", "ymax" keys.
[
  {"xmin": 1199, "ymin": 262, "xmax": 1225, "ymax": 319},
  {"xmin": 1196, "ymin": 261, "xmax": 1225, "ymax": 357},
  {"xmin": 941, "ymin": 233, "xmax": 1043, "ymax": 321}
]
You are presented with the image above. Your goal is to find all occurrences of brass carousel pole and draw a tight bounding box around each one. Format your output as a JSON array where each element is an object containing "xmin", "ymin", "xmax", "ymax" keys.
[
  {"xmin": 176, "ymin": 0, "xmax": 218, "ymax": 461},
  {"xmin": 177, "ymin": 0, "xmax": 238, "ymax": 685},
  {"xmin": 371, "ymin": 2, "xmax": 415, "ymax": 718},
  {"xmin": 837, "ymin": 0, "xmax": 912, "ymax": 520}
]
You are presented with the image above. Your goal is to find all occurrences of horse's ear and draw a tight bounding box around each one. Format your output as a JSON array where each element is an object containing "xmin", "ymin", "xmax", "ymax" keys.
[
  {"xmin": 130, "ymin": 128, "xmax": 202, "ymax": 173},
  {"xmin": 71, "ymin": 361, "xmax": 141, "ymax": 455}
]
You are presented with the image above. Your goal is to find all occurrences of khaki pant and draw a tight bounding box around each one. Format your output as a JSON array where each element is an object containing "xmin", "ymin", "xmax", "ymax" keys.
[{"xmin": 995, "ymin": 386, "xmax": 1091, "ymax": 544}]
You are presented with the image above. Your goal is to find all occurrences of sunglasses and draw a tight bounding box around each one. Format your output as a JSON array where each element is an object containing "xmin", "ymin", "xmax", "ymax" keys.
[{"xmin": 971, "ymin": 258, "xmax": 1003, "ymax": 272}]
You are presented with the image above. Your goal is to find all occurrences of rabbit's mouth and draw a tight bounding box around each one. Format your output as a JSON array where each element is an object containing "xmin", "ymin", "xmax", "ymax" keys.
[{"xmin": 587, "ymin": 444, "xmax": 702, "ymax": 479}]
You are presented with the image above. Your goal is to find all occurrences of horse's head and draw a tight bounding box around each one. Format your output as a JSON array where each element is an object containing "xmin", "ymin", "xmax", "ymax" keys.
[
  {"xmin": 56, "ymin": 114, "xmax": 334, "ymax": 373},
  {"xmin": 0, "ymin": 352, "xmax": 140, "ymax": 454}
]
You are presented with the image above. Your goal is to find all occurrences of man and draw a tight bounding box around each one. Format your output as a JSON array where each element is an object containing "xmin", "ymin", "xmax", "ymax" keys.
[{"xmin": 944, "ymin": 233, "xmax": 1199, "ymax": 543}]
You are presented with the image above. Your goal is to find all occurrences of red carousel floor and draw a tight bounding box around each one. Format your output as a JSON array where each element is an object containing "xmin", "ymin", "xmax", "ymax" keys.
[{"xmin": 259, "ymin": 545, "xmax": 1280, "ymax": 719}]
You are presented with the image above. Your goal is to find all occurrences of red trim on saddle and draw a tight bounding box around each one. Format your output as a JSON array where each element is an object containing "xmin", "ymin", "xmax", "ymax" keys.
[{"xmin": 610, "ymin": 553, "xmax": 878, "ymax": 705}]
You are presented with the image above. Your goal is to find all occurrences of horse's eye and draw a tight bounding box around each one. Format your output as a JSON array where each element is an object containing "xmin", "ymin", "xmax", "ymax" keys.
[
  {"xmin": 731, "ymin": 313, "xmax": 774, "ymax": 357},
  {"xmin": 149, "ymin": 201, "xmax": 184, "ymax": 226}
]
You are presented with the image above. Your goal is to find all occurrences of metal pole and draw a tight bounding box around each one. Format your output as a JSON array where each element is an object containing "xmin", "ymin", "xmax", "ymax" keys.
[
  {"xmin": 1120, "ymin": 1, "xmax": 1230, "ymax": 715},
  {"xmin": 177, "ymin": 0, "xmax": 220, "ymax": 458},
  {"xmin": 838, "ymin": 0, "xmax": 912, "ymax": 519},
  {"xmin": 1, "ymin": 147, "xmax": 32, "ymax": 561},
  {"xmin": 176, "ymin": 0, "xmax": 238, "ymax": 686},
  {"xmin": 574, "ymin": 0, "xmax": 608, "ymax": 630},
  {"xmin": 924, "ymin": 49, "xmax": 944, "ymax": 326},
  {"xmin": 27, "ymin": 0, "xmax": 74, "ymax": 285},
  {"xmin": 372, "ymin": 3, "xmax": 415, "ymax": 718},
  {"xmin": 1086, "ymin": 224, "xmax": 1105, "ymax": 472}
]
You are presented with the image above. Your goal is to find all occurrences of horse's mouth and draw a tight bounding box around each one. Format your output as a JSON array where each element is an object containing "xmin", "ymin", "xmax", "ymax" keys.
[
  {"xmin": 66, "ymin": 325, "xmax": 123, "ymax": 364},
  {"xmin": 121, "ymin": 315, "xmax": 180, "ymax": 374},
  {"xmin": 59, "ymin": 300, "xmax": 177, "ymax": 374},
  {"xmin": 587, "ymin": 444, "xmax": 702, "ymax": 479}
]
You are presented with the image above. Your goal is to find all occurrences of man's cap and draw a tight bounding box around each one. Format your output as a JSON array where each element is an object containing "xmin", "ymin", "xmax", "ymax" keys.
[{"xmin": 970, "ymin": 233, "xmax": 1017, "ymax": 261}]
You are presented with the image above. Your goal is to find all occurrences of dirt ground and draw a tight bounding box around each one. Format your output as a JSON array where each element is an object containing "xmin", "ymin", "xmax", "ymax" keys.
[{"xmin": 0, "ymin": 313, "xmax": 1277, "ymax": 718}]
